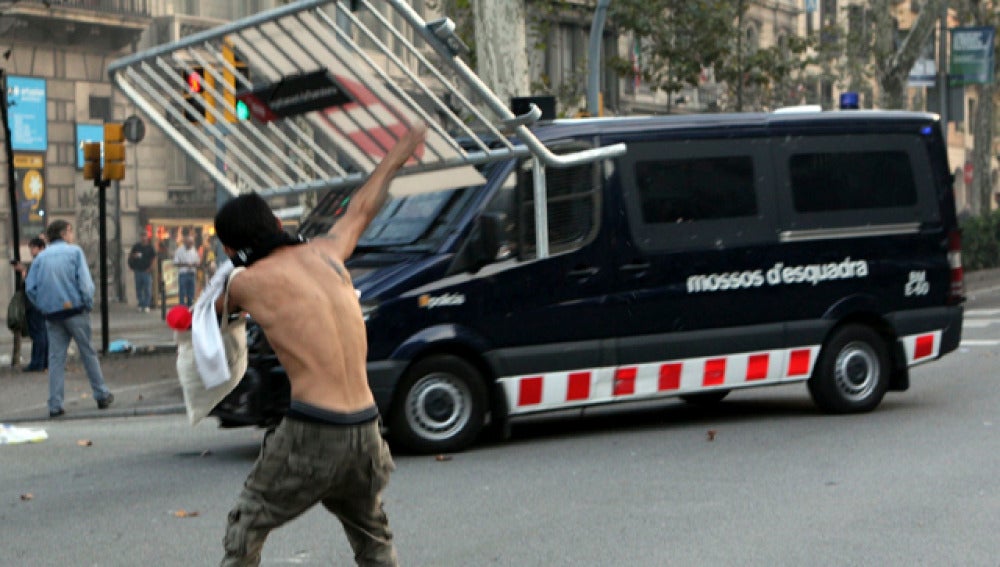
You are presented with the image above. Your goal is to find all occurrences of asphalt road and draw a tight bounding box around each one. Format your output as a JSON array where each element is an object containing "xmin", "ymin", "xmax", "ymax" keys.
[{"xmin": 3, "ymin": 291, "xmax": 1000, "ymax": 566}]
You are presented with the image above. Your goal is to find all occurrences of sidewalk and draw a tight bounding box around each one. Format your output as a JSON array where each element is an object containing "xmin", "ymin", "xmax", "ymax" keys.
[
  {"xmin": 0, "ymin": 302, "xmax": 183, "ymax": 424},
  {"xmin": 0, "ymin": 301, "xmax": 176, "ymax": 365}
]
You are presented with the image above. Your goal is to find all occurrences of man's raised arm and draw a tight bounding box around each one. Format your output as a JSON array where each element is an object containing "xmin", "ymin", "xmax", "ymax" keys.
[{"xmin": 322, "ymin": 123, "xmax": 428, "ymax": 260}]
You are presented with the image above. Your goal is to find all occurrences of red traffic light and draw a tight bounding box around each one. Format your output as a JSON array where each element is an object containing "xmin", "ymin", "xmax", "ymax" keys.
[{"xmin": 186, "ymin": 70, "xmax": 203, "ymax": 93}]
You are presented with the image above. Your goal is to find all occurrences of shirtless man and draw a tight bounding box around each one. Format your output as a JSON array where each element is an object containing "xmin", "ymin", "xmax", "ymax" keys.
[{"xmin": 214, "ymin": 124, "xmax": 426, "ymax": 567}]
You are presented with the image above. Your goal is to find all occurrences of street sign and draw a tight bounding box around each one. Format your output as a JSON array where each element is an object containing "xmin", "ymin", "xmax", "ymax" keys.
[
  {"xmin": 950, "ymin": 26, "xmax": 996, "ymax": 86},
  {"xmin": 124, "ymin": 114, "xmax": 146, "ymax": 143}
]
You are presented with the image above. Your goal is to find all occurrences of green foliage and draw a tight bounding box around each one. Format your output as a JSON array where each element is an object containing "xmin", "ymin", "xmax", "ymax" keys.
[
  {"xmin": 960, "ymin": 210, "xmax": 1000, "ymax": 271},
  {"xmin": 608, "ymin": 0, "xmax": 741, "ymax": 96}
]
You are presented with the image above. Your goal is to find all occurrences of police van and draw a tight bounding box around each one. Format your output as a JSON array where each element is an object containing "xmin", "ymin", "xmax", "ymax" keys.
[{"xmin": 213, "ymin": 109, "xmax": 964, "ymax": 454}]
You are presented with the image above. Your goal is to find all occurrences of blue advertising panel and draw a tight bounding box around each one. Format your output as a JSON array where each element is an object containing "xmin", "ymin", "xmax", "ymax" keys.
[
  {"xmin": 76, "ymin": 123, "xmax": 105, "ymax": 169},
  {"xmin": 7, "ymin": 76, "xmax": 47, "ymax": 151}
]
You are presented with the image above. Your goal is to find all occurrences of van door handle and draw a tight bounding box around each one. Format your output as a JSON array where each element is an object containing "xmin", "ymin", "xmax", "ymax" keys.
[
  {"xmin": 619, "ymin": 262, "xmax": 651, "ymax": 273},
  {"xmin": 567, "ymin": 266, "xmax": 599, "ymax": 278}
]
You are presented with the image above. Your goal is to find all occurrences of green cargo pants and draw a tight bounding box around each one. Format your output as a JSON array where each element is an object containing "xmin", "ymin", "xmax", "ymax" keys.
[{"xmin": 221, "ymin": 416, "xmax": 398, "ymax": 566}]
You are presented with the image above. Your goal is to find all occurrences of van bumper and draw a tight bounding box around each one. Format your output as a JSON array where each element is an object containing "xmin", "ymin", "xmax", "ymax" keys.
[
  {"xmin": 368, "ymin": 359, "xmax": 409, "ymax": 412},
  {"xmin": 889, "ymin": 304, "xmax": 964, "ymax": 357}
]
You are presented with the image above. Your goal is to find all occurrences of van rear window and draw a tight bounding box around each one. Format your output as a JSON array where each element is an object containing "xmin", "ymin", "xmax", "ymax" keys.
[
  {"xmin": 790, "ymin": 151, "xmax": 917, "ymax": 212},
  {"xmin": 635, "ymin": 156, "xmax": 758, "ymax": 223}
]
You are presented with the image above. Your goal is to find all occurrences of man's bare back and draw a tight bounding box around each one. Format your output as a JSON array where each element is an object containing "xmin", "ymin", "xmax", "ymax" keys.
[{"xmin": 223, "ymin": 124, "xmax": 427, "ymax": 414}]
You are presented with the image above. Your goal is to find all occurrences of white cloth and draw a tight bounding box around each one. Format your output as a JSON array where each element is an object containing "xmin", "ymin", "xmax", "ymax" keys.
[
  {"xmin": 192, "ymin": 259, "xmax": 241, "ymax": 388},
  {"xmin": 173, "ymin": 245, "xmax": 200, "ymax": 274}
]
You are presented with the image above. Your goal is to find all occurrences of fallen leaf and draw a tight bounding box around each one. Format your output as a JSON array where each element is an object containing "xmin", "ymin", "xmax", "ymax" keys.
[
  {"xmin": 435, "ymin": 454, "xmax": 453, "ymax": 462},
  {"xmin": 20, "ymin": 493, "xmax": 33, "ymax": 501},
  {"xmin": 174, "ymin": 509, "xmax": 200, "ymax": 518},
  {"xmin": 77, "ymin": 439, "xmax": 93, "ymax": 447},
  {"xmin": 706, "ymin": 430, "xmax": 717, "ymax": 442}
]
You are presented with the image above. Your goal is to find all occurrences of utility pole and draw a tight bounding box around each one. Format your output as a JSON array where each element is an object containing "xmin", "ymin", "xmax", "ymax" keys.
[
  {"xmin": 1, "ymin": 68, "xmax": 23, "ymax": 366},
  {"xmin": 587, "ymin": 0, "xmax": 611, "ymax": 117},
  {"xmin": 736, "ymin": 0, "xmax": 744, "ymax": 111},
  {"xmin": 937, "ymin": 2, "xmax": 948, "ymax": 144}
]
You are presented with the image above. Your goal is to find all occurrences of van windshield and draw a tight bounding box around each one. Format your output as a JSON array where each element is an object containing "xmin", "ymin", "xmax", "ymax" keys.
[{"xmin": 358, "ymin": 189, "xmax": 461, "ymax": 248}]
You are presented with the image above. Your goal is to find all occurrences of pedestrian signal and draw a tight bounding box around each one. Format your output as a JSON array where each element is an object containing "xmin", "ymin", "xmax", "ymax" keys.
[
  {"xmin": 180, "ymin": 66, "xmax": 213, "ymax": 123},
  {"xmin": 185, "ymin": 69, "xmax": 203, "ymax": 93}
]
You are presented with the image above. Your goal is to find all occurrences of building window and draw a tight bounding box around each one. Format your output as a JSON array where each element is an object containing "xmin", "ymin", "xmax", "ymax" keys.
[
  {"xmin": 89, "ymin": 96, "xmax": 111, "ymax": 122},
  {"xmin": 166, "ymin": 145, "xmax": 188, "ymax": 185},
  {"xmin": 53, "ymin": 186, "xmax": 75, "ymax": 210}
]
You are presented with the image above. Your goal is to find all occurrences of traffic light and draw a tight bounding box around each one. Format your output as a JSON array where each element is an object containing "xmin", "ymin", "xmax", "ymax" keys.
[
  {"xmin": 82, "ymin": 141, "xmax": 101, "ymax": 181},
  {"xmin": 181, "ymin": 66, "xmax": 214, "ymax": 123},
  {"xmin": 222, "ymin": 41, "xmax": 251, "ymax": 122},
  {"xmin": 103, "ymin": 122, "xmax": 126, "ymax": 181}
]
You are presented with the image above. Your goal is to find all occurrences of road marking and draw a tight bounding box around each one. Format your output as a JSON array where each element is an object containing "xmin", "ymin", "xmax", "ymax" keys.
[
  {"xmin": 965, "ymin": 309, "xmax": 1000, "ymax": 317},
  {"xmin": 960, "ymin": 339, "xmax": 1000, "ymax": 346},
  {"xmin": 963, "ymin": 320, "xmax": 999, "ymax": 328}
]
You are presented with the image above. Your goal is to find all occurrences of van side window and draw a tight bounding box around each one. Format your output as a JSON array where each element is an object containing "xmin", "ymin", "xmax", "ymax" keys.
[
  {"xmin": 790, "ymin": 151, "xmax": 917, "ymax": 212},
  {"xmin": 517, "ymin": 159, "xmax": 600, "ymax": 259},
  {"xmin": 635, "ymin": 156, "xmax": 758, "ymax": 223},
  {"xmin": 618, "ymin": 139, "xmax": 775, "ymax": 252}
]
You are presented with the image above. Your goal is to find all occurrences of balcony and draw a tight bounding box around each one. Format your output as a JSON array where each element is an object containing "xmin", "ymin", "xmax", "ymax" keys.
[{"xmin": 0, "ymin": 0, "xmax": 152, "ymax": 50}]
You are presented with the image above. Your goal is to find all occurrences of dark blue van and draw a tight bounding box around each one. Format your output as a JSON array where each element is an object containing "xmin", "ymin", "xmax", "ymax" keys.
[{"xmin": 211, "ymin": 110, "xmax": 964, "ymax": 454}]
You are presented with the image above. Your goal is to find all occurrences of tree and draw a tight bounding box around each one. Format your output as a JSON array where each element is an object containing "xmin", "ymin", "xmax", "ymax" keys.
[
  {"xmin": 471, "ymin": 0, "xmax": 530, "ymax": 102},
  {"xmin": 954, "ymin": 0, "xmax": 998, "ymax": 215},
  {"xmin": 607, "ymin": 0, "xmax": 744, "ymax": 108},
  {"xmin": 872, "ymin": 0, "xmax": 950, "ymax": 109}
]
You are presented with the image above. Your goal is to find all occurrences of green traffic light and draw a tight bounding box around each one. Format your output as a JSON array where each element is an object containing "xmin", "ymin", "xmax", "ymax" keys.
[{"xmin": 235, "ymin": 100, "xmax": 250, "ymax": 121}]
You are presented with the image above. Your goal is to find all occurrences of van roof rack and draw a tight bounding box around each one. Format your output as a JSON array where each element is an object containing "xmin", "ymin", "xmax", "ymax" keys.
[{"xmin": 107, "ymin": 0, "xmax": 626, "ymax": 200}]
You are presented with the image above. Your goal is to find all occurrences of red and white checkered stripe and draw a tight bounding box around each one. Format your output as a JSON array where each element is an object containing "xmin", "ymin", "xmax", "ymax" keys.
[
  {"xmin": 901, "ymin": 330, "xmax": 941, "ymax": 365},
  {"xmin": 502, "ymin": 331, "xmax": 944, "ymax": 415},
  {"xmin": 501, "ymin": 346, "xmax": 820, "ymax": 415}
]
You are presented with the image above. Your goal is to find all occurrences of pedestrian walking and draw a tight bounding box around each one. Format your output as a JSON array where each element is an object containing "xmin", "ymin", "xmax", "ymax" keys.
[
  {"xmin": 14, "ymin": 237, "xmax": 48, "ymax": 372},
  {"xmin": 24, "ymin": 220, "xmax": 114, "ymax": 418},
  {"xmin": 214, "ymin": 124, "xmax": 426, "ymax": 567},
  {"xmin": 129, "ymin": 234, "xmax": 157, "ymax": 312},
  {"xmin": 173, "ymin": 233, "xmax": 200, "ymax": 307}
]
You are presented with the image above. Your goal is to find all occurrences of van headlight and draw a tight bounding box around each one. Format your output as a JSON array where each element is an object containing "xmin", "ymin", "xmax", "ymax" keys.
[{"xmin": 360, "ymin": 301, "xmax": 379, "ymax": 322}]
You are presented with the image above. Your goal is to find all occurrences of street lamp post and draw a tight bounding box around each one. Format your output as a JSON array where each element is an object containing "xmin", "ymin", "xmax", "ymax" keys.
[{"xmin": 1, "ymin": 68, "xmax": 23, "ymax": 366}]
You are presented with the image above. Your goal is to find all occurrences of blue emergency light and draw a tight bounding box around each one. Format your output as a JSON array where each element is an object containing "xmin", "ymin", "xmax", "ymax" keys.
[{"xmin": 840, "ymin": 92, "xmax": 859, "ymax": 110}]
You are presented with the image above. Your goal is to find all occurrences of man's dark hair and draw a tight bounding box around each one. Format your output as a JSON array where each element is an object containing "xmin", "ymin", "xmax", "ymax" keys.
[
  {"xmin": 28, "ymin": 237, "xmax": 45, "ymax": 249},
  {"xmin": 214, "ymin": 193, "xmax": 281, "ymax": 251},
  {"xmin": 45, "ymin": 220, "xmax": 70, "ymax": 243}
]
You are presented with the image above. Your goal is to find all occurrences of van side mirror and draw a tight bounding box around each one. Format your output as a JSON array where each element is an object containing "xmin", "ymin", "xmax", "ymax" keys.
[{"xmin": 470, "ymin": 212, "xmax": 504, "ymax": 271}]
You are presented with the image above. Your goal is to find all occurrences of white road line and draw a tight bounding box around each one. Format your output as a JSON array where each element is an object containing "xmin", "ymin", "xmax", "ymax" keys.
[
  {"xmin": 965, "ymin": 309, "xmax": 1000, "ymax": 317},
  {"xmin": 961, "ymin": 339, "xmax": 1000, "ymax": 346},
  {"xmin": 963, "ymin": 320, "xmax": 996, "ymax": 328}
]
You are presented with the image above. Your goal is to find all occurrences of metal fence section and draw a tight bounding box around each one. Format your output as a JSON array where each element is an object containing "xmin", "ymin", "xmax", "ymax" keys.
[{"xmin": 107, "ymin": 0, "xmax": 626, "ymax": 201}]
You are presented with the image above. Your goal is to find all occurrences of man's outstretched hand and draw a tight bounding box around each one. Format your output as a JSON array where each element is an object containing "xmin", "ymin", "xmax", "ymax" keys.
[{"xmin": 383, "ymin": 122, "xmax": 428, "ymax": 171}]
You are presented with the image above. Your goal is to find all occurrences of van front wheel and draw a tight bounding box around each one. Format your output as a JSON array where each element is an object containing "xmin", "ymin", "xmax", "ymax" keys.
[
  {"xmin": 808, "ymin": 325, "xmax": 890, "ymax": 414},
  {"xmin": 389, "ymin": 355, "xmax": 487, "ymax": 454}
]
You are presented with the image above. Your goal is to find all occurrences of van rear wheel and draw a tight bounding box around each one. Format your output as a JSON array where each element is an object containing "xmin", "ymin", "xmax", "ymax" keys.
[
  {"xmin": 808, "ymin": 324, "xmax": 890, "ymax": 413},
  {"xmin": 389, "ymin": 355, "xmax": 487, "ymax": 454}
]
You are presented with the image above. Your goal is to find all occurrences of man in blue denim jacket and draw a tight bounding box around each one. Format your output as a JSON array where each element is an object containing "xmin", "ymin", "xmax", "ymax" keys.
[{"xmin": 25, "ymin": 220, "xmax": 114, "ymax": 418}]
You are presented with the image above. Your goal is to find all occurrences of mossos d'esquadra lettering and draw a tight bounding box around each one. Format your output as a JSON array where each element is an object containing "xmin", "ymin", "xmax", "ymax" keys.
[{"xmin": 686, "ymin": 257, "xmax": 869, "ymax": 294}]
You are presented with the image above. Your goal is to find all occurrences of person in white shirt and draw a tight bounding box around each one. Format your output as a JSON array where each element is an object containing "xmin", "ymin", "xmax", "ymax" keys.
[{"xmin": 173, "ymin": 234, "xmax": 201, "ymax": 306}]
